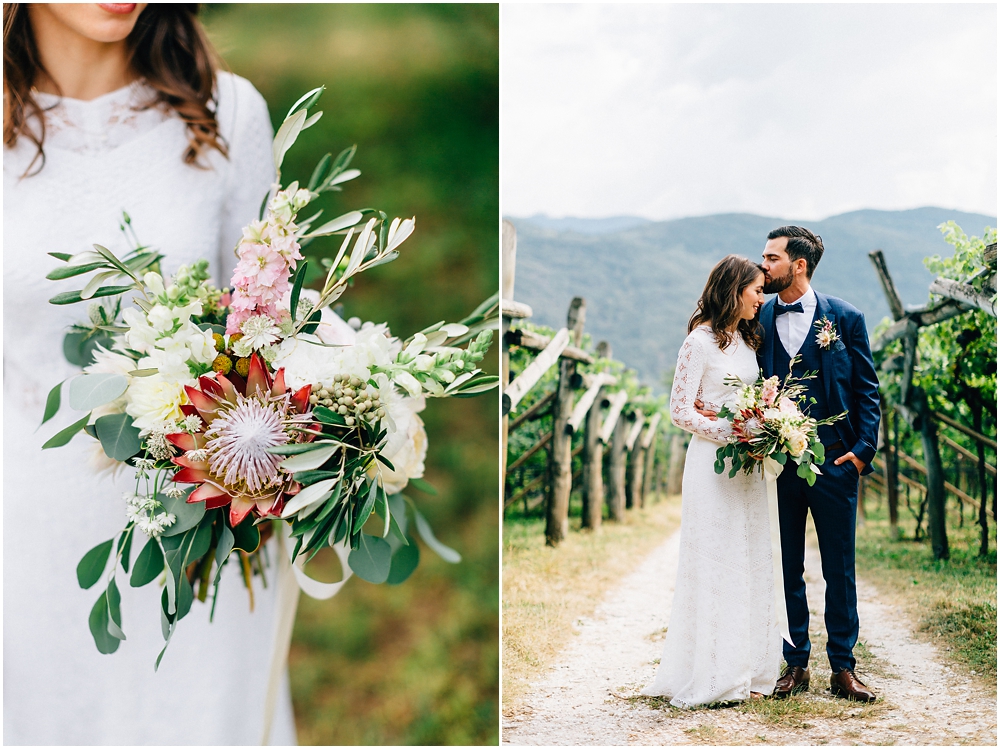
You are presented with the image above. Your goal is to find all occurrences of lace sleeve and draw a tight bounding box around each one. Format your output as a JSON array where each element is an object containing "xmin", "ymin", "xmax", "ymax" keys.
[
  {"xmin": 214, "ymin": 73, "xmax": 277, "ymax": 285},
  {"xmin": 670, "ymin": 333, "xmax": 732, "ymax": 443}
]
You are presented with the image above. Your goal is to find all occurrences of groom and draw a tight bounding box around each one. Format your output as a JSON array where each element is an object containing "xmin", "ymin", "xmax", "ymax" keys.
[
  {"xmin": 698, "ymin": 226, "xmax": 880, "ymax": 701},
  {"xmin": 758, "ymin": 226, "xmax": 880, "ymax": 701}
]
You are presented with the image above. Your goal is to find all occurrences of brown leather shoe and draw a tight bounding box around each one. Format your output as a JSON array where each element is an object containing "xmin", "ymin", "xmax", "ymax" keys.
[
  {"xmin": 830, "ymin": 669, "xmax": 876, "ymax": 702},
  {"xmin": 773, "ymin": 665, "xmax": 809, "ymax": 698}
]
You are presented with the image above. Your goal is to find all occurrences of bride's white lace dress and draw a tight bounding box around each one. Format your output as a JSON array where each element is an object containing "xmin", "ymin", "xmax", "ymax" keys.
[
  {"xmin": 3, "ymin": 73, "xmax": 298, "ymax": 744},
  {"xmin": 642, "ymin": 325, "xmax": 782, "ymax": 707}
]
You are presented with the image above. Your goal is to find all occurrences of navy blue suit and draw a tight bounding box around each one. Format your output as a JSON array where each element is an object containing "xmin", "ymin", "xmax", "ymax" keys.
[{"xmin": 757, "ymin": 291, "xmax": 880, "ymax": 673}]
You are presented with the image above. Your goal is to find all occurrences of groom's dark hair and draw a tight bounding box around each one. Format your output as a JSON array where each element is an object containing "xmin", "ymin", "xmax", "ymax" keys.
[{"xmin": 767, "ymin": 226, "xmax": 824, "ymax": 278}]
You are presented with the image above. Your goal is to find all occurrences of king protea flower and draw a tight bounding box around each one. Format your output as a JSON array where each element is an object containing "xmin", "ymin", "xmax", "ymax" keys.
[{"xmin": 167, "ymin": 355, "xmax": 313, "ymax": 525}]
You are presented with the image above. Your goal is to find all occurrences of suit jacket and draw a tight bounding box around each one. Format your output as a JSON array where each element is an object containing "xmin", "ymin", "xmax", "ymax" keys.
[{"xmin": 757, "ymin": 291, "xmax": 881, "ymax": 476}]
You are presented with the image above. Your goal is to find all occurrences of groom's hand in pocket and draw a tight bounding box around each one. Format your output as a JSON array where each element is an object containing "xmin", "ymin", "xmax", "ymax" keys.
[
  {"xmin": 833, "ymin": 451, "xmax": 864, "ymax": 474},
  {"xmin": 693, "ymin": 399, "xmax": 718, "ymax": 420}
]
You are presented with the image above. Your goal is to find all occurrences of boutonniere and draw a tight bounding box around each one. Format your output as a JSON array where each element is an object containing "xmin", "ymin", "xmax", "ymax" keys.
[{"xmin": 814, "ymin": 316, "xmax": 839, "ymax": 349}]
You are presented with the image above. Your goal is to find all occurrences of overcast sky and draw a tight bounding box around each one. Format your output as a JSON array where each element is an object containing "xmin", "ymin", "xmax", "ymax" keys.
[{"xmin": 502, "ymin": 3, "xmax": 997, "ymax": 221}]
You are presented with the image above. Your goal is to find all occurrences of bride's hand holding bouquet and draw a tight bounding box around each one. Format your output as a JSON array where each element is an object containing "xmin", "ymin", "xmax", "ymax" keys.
[{"xmin": 713, "ymin": 358, "xmax": 847, "ymax": 485}]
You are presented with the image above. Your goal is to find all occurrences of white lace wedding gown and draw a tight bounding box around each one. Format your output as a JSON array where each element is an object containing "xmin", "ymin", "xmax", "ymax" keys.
[
  {"xmin": 3, "ymin": 73, "xmax": 298, "ymax": 745},
  {"xmin": 642, "ymin": 325, "xmax": 782, "ymax": 707}
]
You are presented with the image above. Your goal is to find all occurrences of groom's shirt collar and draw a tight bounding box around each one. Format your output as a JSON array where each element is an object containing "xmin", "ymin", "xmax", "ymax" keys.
[{"xmin": 775, "ymin": 285, "xmax": 817, "ymax": 357}]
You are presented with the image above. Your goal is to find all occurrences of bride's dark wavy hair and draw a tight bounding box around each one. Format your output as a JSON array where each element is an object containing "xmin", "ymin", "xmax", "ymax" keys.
[
  {"xmin": 3, "ymin": 3, "xmax": 227, "ymax": 176},
  {"xmin": 688, "ymin": 254, "xmax": 765, "ymax": 351}
]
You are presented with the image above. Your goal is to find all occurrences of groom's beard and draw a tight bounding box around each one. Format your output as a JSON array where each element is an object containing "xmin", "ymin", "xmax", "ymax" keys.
[{"xmin": 763, "ymin": 268, "xmax": 793, "ymax": 294}]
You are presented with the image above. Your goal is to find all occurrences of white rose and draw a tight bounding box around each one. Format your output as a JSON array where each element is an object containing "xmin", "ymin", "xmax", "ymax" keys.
[
  {"xmin": 124, "ymin": 373, "xmax": 191, "ymax": 435},
  {"xmin": 787, "ymin": 430, "xmax": 809, "ymax": 458},
  {"xmin": 373, "ymin": 393, "xmax": 428, "ymax": 494}
]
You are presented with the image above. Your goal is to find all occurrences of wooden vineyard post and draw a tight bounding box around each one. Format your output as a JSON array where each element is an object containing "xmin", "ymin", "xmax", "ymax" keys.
[
  {"xmin": 607, "ymin": 408, "xmax": 633, "ymax": 522},
  {"xmin": 625, "ymin": 413, "xmax": 646, "ymax": 509},
  {"xmin": 581, "ymin": 342, "xmax": 612, "ymax": 530},
  {"xmin": 545, "ymin": 297, "xmax": 586, "ymax": 547},
  {"xmin": 601, "ymin": 390, "xmax": 629, "ymax": 522},
  {"xmin": 915, "ymin": 386, "xmax": 949, "ymax": 560},
  {"xmin": 666, "ymin": 432, "xmax": 685, "ymax": 496},
  {"xmin": 641, "ymin": 412, "xmax": 662, "ymax": 505},
  {"xmin": 501, "ymin": 220, "xmax": 532, "ymax": 488},
  {"xmin": 880, "ymin": 398, "xmax": 899, "ymax": 533}
]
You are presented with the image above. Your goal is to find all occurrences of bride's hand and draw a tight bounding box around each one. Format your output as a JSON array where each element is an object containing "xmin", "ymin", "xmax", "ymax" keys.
[{"xmin": 693, "ymin": 399, "xmax": 718, "ymax": 420}]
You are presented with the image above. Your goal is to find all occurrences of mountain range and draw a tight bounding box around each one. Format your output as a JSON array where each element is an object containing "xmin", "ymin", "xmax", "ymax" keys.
[{"xmin": 506, "ymin": 207, "xmax": 996, "ymax": 388}]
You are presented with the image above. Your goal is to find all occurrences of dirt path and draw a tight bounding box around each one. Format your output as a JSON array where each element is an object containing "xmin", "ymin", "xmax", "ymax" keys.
[{"xmin": 502, "ymin": 524, "xmax": 997, "ymax": 746}]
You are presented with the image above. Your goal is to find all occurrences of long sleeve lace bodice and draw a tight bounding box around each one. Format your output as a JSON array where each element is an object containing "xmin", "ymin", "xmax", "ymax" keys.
[{"xmin": 670, "ymin": 326, "xmax": 759, "ymax": 444}]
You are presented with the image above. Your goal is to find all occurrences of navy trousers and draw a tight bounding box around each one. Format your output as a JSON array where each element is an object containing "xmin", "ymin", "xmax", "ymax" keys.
[{"xmin": 777, "ymin": 444, "xmax": 860, "ymax": 673}]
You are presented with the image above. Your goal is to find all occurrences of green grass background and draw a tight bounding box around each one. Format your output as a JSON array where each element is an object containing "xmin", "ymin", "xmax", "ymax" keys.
[{"xmin": 201, "ymin": 4, "xmax": 499, "ymax": 744}]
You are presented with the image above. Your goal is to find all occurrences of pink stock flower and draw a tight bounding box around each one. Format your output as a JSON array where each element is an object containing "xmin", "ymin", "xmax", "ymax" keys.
[
  {"xmin": 234, "ymin": 243, "xmax": 285, "ymax": 288},
  {"xmin": 760, "ymin": 376, "xmax": 779, "ymax": 406}
]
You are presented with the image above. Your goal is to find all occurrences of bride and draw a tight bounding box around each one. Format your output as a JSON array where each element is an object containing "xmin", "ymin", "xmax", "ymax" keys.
[
  {"xmin": 642, "ymin": 254, "xmax": 783, "ymax": 707},
  {"xmin": 4, "ymin": 4, "xmax": 296, "ymax": 743}
]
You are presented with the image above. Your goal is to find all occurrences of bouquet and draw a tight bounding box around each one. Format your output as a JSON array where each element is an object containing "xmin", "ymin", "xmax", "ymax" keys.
[
  {"xmin": 40, "ymin": 87, "xmax": 498, "ymax": 667},
  {"xmin": 713, "ymin": 359, "xmax": 847, "ymax": 486}
]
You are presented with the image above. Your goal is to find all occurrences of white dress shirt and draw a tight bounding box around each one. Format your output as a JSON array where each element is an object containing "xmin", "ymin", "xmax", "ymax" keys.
[{"xmin": 775, "ymin": 286, "xmax": 817, "ymax": 357}]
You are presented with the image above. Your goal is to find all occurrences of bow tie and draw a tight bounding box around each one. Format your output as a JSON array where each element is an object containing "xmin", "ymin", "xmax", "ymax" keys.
[{"xmin": 775, "ymin": 302, "xmax": 804, "ymax": 315}]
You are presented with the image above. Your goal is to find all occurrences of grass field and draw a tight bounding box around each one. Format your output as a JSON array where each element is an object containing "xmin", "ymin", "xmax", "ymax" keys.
[
  {"xmin": 854, "ymin": 487, "xmax": 997, "ymax": 684},
  {"xmin": 202, "ymin": 5, "xmax": 499, "ymax": 744}
]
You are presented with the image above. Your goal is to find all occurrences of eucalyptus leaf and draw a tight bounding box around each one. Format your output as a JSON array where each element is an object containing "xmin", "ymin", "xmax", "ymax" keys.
[
  {"xmin": 95, "ymin": 413, "xmax": 141, "ymax": 461},
  {"xmin": 130, "ymin": 536, "xmax": 165, "ymax": 587},
  {"xmin": 105, "ymin": 578, "xmax": 126, "ymax": 640},
  {"xmin": 386, "ymin": 537, "xmax": 419, "ymax": 585},
  {"xmin": 42, "ymin": 413, "xmax": 91, "ymax": 450},
  {"xmin": 185, "ymin": 517, "xmax": 214, "ymax": 567},
  {"xmin": 88, "ymin": 589, "xmax": 122, "ymax": 654},
  {"xmin": 40, "ymin": 380, "xmax": 64, "ymax": 426},
  {"xmin": 407, "ymin": 477, "xmax": 437, "ymax": 496},
  {"xmin": 118, "ymin": 528, "xmax": 134, "ymax": 574},
  {"xmin": 77, "ymin": 538, "xmax": 114, "ymax": 589},
  {"xmin": 159, "ymin": 487, "xmax": 205, "ymax": 537},
  {"xmin": 176, "ymin": 574, "xmax": 194, "ymax": 621},
  {"xmin": 412, "ymin": 505, "xmax": 461, "ymax": 563},
  {"xmin": 215, "ymin": 524, "xmax": 235, "ymax": 571},
  {"xmin": 347, "ymin": 533, "xmax": 392, "ymax": 584},
  {"xmin": 69, "ymin": 373, "xmax": 128, "ymax": 411}
]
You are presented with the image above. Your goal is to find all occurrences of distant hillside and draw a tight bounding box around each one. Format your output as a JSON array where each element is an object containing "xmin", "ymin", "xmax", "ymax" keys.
[
  {"xmin": 518, "ymin": 215, "xmax": 653, "ymax": 234},
  {"xmin": 506, "ymin": 207, "xmax": 997, "ymax": 388}
]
